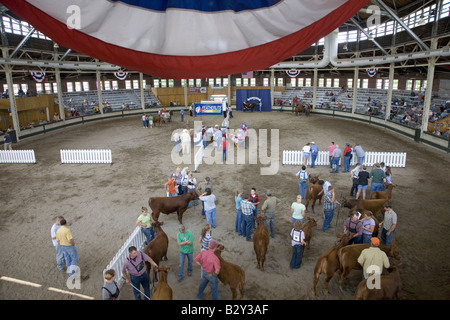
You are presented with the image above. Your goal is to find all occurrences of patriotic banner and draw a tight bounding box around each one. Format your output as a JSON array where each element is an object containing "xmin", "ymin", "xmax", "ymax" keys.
[
  {"xmin": 2, "ymin": 0, "xmax": 370, "ymax": 79},
  {"xmin": 30, "ymin": 71, "xmax": 45, "ymax": 82},
  {"xmin": 242, "ymin": 71, "xmax": 253, "ymax": 79},
  {"xmin": 114, "ymin": 72, "xmax": 129, "ymax": 80},
  {"xmin": 286, "ymin": 69, "xmax": 301, "ymax": 77},
  {"xmin": 366, "ymin": 68, "xmax": 379, "ymax": 77}
]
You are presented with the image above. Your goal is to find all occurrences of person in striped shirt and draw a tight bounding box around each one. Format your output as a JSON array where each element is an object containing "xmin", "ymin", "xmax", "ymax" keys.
[{"xmin": 240, "ymin": 195, "xmax": 256, "ymax": 241}]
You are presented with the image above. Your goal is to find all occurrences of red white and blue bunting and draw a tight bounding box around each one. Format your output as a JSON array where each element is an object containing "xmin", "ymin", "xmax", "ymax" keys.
[
  {"xmin": 3, "ymin": 0, "xmax": 370, "ymax": 79},
  {"xmin": 366, "ymin": 68, "xmax": 379, "ymax": 77},
  {"xmin": 30, "ymin": 71, "xmax": 45, "ymax": 82},
  {"xmin": 286, "ymin": 69, "xmax": 301, "ymax": 77},
  {"xmin": 114, "ymin": 72, "xmax": 129, "ymax": 80}
]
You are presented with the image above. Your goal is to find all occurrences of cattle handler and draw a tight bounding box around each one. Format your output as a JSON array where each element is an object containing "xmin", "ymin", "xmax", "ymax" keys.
[{"xmin": 357, "ymin": 237, "xmax": 390, "ymax": 280}]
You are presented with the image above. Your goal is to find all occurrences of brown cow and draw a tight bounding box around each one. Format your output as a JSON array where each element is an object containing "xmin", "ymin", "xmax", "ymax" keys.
[
  {"xmin": 294, "ymin": 105, "xmax": 304, "ymax": 116},
  {"xmin": 214, "ymin": 244, "xmax": 245, "ymax": 300},
  {"xmin": 338, "ymin": 241, "xmax": 401, "ymax": 290},
  {"xmin": 302, "ymin": 217, "xmax": 317, "ymax": 248},
  {"xmin": 149, "ymin": 190, "xmax": 199, "ymax": 224},
  {"xmin": 370, "ymin": 183, "xmax": 396, "ymax": 201},
  {"xmin": 144, "ymin": 221, "xmax": 169, "ymax": 282},
  {"xmin": 312, "ymin": 233, "xmax": 352, "ymax": 296},
  {"xmin": 253, "ymin": 216, "xmax": 269, "ymax": 271},
  {"xmin": 354, "ymin": 264, "xmax": 403, "ymax": 300},
  {"xmin": 305, "ymin": 104, "xmax": 311, "ymax": 116},
  {"xmin": 342, "ymin": 197, "xmax": 390, "ymax": 217},
  {"xmin": 152, "ymin": 265, "xmax": 173, "ymax": 300},
  {"xmin": 305, "ymin": 178, "xmax": 323, "ymax": 214},
  {"xmin": 152, "ymin": 116, "xmax": 165, "ymax": 126}
]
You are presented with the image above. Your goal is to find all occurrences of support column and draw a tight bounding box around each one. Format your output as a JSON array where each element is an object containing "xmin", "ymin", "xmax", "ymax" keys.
[
  {"xmin": 312, "ymin": 68, "xmax": 318, "ymax": 109},
  {"xmin": 96, "ymin": 69, "xmax": 103, "ymax": 114},
  {"xmin": 4, "ymin": 64, "xmax": 20, "ymax": 140},
  {"xmin": 351, "ymin": 67, "xmax": 359, "ymax": 114},
  {"xmin": 140, "ymin": 72, "xmax": 145, "ymax": 110},
  {"xmin": 184, "ymin": 79, "xmax": 188, "ymax": 108},
  {"xmin": 55, "ymin": 68, "xmax": 66, "ymax": 122},
  {"xmin": 420, "ymin": 39, "xmax": 438, "ymax": 135},
  {"xmin": 384, "ymin": 61, "xmax": 395, "ymax": 123},
  {"xmin": 227, "ymin": 75, "xmax": 231, "ymax": 105},
  {"xmin": 270, "ymin": 69, "xmax": 274, "ymax": 108}
]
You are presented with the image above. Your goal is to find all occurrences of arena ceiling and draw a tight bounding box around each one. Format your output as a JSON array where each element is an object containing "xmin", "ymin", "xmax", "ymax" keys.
[{"xmin": 0, "ymin": 0, "xmax": 448, "ymax": 80}]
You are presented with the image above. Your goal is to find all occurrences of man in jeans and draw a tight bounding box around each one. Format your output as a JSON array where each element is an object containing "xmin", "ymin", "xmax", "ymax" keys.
[
  {"xmin": 240, "ymin": 195, "xmax": 256, "ymax": 241},
  {"xmin": 194, "ymin": 241, "xmax": 221, "ymax": 300},
  {"xmin": 380, "ymin": 203, "xmax": 397, "ymax": 245},
  {"xmin": 322, "ymin": 186, "xmax": 339, "ymax": 232},
  {"xmin": 260, "ymin": 190, "xmax": 281, "ymax": 238},
  {"xmin": 122, "ymin": 246, "xmax": 158, "ymax": 300},
  {"xmin": 370, "ymin": 163, "xmax": 386, "ymax": 194},
  {"xmin": 177, "ymin": 225, "xmax": 194, "ymax": 282},
  {"xmin": 296, "ymin": 165, "xmax": 309, "ymax": 199},
  {"xmin": 55, "ymin": 218, "xmax": 78, "ymax": 276}
]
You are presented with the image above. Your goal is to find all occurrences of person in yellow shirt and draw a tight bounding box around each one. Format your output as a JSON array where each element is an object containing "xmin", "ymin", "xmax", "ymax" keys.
[
  {"xmin": 357, "ymin": 237, "xmax": 390, "ymax": 280},
  {"xmin": 56, "ymin": 219, "xmax": 78, "ymax": 276}
]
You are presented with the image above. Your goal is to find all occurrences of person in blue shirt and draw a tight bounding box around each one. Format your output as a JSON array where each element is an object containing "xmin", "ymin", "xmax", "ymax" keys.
[{"xmin": 310, "ymin": 142, "xmax": 319, "ymax": 168}]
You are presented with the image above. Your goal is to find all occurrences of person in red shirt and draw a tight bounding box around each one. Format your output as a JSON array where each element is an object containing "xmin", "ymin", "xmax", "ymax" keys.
[
  {"xmin": 343, "ymin": 143, "xmax": 353, "ymax": 172},
  {"xmin": 249, "ymin": 188, "xmax": 260, "ymax": 218},
  {"xmin": 194, "ymin": 241, "xmax": 221, "ymax": 300},
  {"xmin": 221, "ymin": 133, "xmax": 228, "ymax": 163}
]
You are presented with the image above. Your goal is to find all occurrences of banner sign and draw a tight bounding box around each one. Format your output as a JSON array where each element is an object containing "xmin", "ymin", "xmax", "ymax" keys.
[
  {"xmin": 194, "ymin": 102, "xmax": 223, "ymax": 115},
  {"xmin": 286, "ymin": 69, "xmax": 300, "ymax": 77},
  {"xmin": 366, "ymin": 68, "xmax": 379, "ymax": 77},
  {"xmin": 114, "ymin": 72, "xmax": 129, "ymax": 80},
  {"xmin": 235, "ymin": 89, "xmax": 272, "ymax": 112},
  {"xmin": 30, "ymin": 71, "xmax": 45, "ymax": 82}
]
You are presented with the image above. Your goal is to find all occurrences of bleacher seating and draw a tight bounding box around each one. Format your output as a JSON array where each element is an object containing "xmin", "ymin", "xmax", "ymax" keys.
[{"xmin": 60, "ymin": 89, "xmax": 160, "ymax": 115}]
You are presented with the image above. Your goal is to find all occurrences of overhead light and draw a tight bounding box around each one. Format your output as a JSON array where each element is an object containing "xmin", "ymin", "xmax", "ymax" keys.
[
  {"xmin": 368, "ymin": 32, "xmax": 374, "ymax": 41},
  {"xmin": 343, "ymin": 44, "xmax": 348, "ymax": 50},
  {"xmin": 53, "ymin": 42, "xmax": 59, "ymax": 48}
]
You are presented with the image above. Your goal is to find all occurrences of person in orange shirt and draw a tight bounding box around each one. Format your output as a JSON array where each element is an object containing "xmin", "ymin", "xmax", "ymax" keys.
[{"xmin": 165, "ymin": 174, "xmax": 177, "ymax": 197}]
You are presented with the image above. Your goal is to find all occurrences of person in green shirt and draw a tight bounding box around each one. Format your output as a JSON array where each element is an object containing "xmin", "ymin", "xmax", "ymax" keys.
[
  {"xmin": 136, "ymin": 207, "xmax": 154, "ymax": 245},
  {"xmin": 291, "ymin": 195, "xmax": 306, "ymax": 223},
  {"xmin": 177, "ymin": 224, "xmax": 194, "ymax": 282}
]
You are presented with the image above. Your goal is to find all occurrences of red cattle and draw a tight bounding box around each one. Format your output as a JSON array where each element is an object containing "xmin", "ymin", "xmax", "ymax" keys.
[
  {"xmin": 354, "ymin": 264, "xmax": 403, "ymax": 300},
  {"xmin": 151, "ymin": 265, "xmax": 173, "ymax": 300},
  {"xmin": 144, "ymin": 221, "xmax": 169, "ymax": 282},
  {"xmin": 338, "ymin": 241, "xmax": 401, "ymax": 290},
  {"xmin": 302, "ymin": 217, "xmax": 317, "ymax": 248},
  {"xmin": 149, "ymin": 190, "xmax": 199, "ymax": 224},
  {"xmin": 253, "ymin": 216, "xmax": 269, "ymax": 271},
  {"xmin": 311, "ymin": 233, "xmax": 352, "ymax": 296},
  {"xmin": 214, "ymin": 244, "xmax": 245, "ymax": 300}
]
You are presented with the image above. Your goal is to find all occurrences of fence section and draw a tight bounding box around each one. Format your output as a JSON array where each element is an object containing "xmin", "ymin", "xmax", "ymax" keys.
[
  {"xmin": 102, "ymin": 226, "xmax": 146, "ymax": 286},
  {"xmin": 0, "ymin": 150, "xmax": 36, "ymax": 163},
  {"xmin": 282, "ymin": 150, "xmax": 407, "ymax": 167},
  {"xmin": 60, "ymin": 149, "xmax": 112, "ymax": 164}
]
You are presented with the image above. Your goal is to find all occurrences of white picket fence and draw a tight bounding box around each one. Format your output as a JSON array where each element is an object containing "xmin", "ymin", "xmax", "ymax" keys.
[
  {"xmin": 60, "ymin": 149, "xmax": 112, "ymax": 164},
  {"xmin": 282, "ymin": 150, "xmax": 407, "ymax": 167},
  {"xmin": 0, "ymin": 150, "xmax": 36, "ymax": 163},
  {"xmin": 102, "ymin": 226, "xmax": 146, "ymax": 286}
]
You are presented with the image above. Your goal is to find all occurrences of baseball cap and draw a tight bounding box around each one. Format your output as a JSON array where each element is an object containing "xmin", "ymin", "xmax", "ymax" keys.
[
  {"xmin": 209, "ymin": 241, "xmax": 218, "ymax": 249},
  {"xmin": 371, "ymin": 237, "xmax": 380, "ymax": 246}
]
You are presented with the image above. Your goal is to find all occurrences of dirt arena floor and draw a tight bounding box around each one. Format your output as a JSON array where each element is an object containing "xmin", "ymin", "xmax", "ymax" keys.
[{"xmin": 0, "ymin": 110, "xmax": 449, "ymax": 301}]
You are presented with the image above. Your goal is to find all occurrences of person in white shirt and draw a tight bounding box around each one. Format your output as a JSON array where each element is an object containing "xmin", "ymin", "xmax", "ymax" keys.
[
  {"xmin": 51, "ymin": 216, "xmax": 65, "ymax": 271},
  {"xmin": 302, "ymin": 143, "xmax": 311, "ymax": 167},
  {"xmin": 199, "ymin": 188, "xmax": 217, "ymax": 228}
]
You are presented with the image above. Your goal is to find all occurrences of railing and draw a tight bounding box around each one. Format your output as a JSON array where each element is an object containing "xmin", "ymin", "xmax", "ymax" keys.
[
  {"xmin": 0, "ymin": 150, "xmax": 36, "ymax": 163},
  {"xmin": 60, "ymin": 149, "xmax": 112, "ymax": 164},
  {"xmin": 102, "ymin": 226, "xmax": 146, "ymax": 286},
  {"xmin": 282, "ymin": 150, "xmax": 407, "ymax": 167}
]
